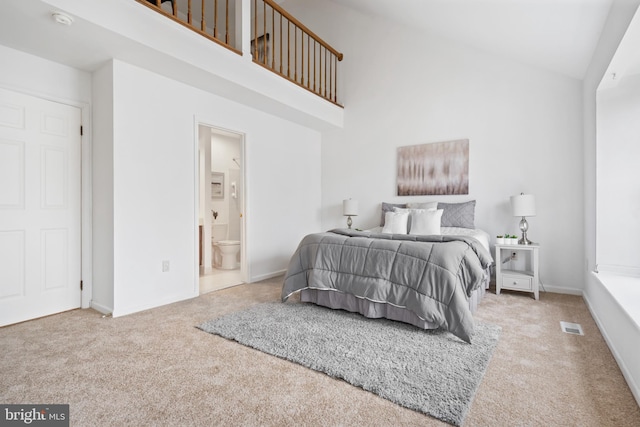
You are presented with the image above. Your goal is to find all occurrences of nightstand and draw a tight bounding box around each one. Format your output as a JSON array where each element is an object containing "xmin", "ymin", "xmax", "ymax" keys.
[{"xmin": 495, "ymin": 243, "xmax": 540, "ymax": 300}]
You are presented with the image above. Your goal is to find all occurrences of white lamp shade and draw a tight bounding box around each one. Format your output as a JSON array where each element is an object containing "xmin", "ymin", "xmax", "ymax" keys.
[
  {"xmin": 510, "ymin": 194, "xmax": 536, "ymax": 217},
  {"xmin": 343, "ymin": 199, "xmax": 358, "ymax": 216}
]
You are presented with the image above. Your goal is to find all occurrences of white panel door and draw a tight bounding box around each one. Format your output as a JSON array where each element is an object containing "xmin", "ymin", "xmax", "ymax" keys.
[{"xmin": 0, "ymin": 87, "xmax": 81, "ymax": 326}]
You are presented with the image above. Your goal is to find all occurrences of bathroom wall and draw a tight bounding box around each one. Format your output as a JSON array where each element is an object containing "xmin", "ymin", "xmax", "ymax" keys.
[
  {"xmin": 210, "ymin": 132, "xmax": 242, "ymax": 241},
  {"xmin": 228, "ymin": 168, "xmax": 242, "ymax": 241}
]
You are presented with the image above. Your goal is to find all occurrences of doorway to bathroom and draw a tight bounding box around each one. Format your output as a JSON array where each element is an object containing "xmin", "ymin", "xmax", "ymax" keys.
[{"xmin": 197, "ymin": 124, "xmax": 245, "ymax": 294}]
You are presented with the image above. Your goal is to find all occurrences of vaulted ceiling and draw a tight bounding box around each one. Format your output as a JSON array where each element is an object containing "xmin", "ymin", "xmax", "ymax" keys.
[
  {"xmin": 329, "ymin": 0, "xmax": 615, "ymax": 80},
  {"xmin": 0, "ymin": 0, "xmax": 629, "ymax": 81}
]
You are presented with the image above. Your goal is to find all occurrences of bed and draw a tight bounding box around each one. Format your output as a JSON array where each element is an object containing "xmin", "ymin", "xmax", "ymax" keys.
[{"xmin": 281, "ymin": 200, "xmax": 494, "ymax": 343}]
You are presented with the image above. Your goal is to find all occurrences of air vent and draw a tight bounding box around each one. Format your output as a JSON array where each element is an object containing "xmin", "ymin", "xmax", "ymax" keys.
[{"xmin": 560, "ymin": 321, "xmax": 584, "ymax": 335}]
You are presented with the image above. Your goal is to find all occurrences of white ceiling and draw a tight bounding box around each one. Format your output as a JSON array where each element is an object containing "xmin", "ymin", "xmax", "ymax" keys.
[
  {"xmin": 0, "ymin": 1, "xmax": 136, "ymax": 72},
  {"xmin": 0, "ymin": 0, "xmax": 627, "ymax": 81},
  {"xmin": 330, "ymin": 0, "xmax": 615, "ymax": 79},
  {"xmin": 600, "ymin": 3, "xmax": 640, "ymax": 88}
]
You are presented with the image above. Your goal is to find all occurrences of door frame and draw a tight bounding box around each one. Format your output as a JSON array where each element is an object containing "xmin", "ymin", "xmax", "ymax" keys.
[
  {"xmin": 193, "ymin": 117, "xmax": 248, "ymax": 289},
  {"xmin": 0, "ymin": 83, "xmax": 92, "ymax": 310}
]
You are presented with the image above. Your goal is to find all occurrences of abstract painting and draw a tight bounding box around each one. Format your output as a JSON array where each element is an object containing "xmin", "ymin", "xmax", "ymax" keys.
[{"xmin": 397, "ymin": 139, "xmax": 469, "ymax": 196}]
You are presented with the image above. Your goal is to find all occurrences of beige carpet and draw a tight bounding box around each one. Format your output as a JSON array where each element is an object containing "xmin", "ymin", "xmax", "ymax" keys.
[{"xmin": 1, "ymin": 277, "xmax": 639, "ymax": 426}]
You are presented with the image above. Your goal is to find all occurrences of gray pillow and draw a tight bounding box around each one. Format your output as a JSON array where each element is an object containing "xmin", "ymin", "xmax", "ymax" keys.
[
  {"xmin": 438, "ymin": 200, "xmax": 476, "ymax": 229},
  {"xmin": 406, "ymin": 201, "xmax": 438, "ymax": 210},
  {"xmin": 380, "ymin": 202, "xmax": 407, "ymax": 226}
]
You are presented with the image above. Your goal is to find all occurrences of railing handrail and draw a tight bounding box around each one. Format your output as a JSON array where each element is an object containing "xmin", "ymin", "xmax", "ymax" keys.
[
  {"xmin": 137, "ymin": 0, "xmax": 343, "ymax": 104},
  {"xmin": 136, "ymin": 0, "xmax": 242, "ymax": 55},
  {"xmin": 262, "ymin": 0, "xmax": 343, "ymax": 61}
]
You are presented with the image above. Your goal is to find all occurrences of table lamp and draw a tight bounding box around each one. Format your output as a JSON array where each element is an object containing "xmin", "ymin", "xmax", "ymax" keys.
[
  {"xmin": 343, "ymin": 199, "xmax": 358, "ymax": 229},
  {"xmin": 510, "ymin": 193, "xmax": 536, "ymax": 245}
]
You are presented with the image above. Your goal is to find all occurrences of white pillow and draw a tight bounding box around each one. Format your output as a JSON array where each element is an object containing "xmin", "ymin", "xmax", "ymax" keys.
[
  {"xmin": 393, "ymin": 207, "xmax": 437, "ymax": 233},
  {"xmin": 409, "ymin": 209, "xmax": 443, "ymax": 236},
  {"xmin": 381, "ymin": 211, "xmax": 409, "ymax": 234}
]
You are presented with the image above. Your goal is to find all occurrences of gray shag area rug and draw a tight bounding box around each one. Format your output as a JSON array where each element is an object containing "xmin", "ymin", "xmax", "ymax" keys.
[{"xmin": 198, "ymin": 302, "xmax": 501, "ymax": 426}]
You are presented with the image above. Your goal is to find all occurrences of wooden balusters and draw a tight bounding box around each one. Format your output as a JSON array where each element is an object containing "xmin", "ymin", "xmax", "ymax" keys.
[
  {"xmin": 141, "ymin": 0, "xmax": 234, "ymax": 51},
  {"xmin": 300, "ymin": 31, "xmax": 305, "ymax": 86},
  {"xmin": 138, "ymin": 0, "xmax": 343, "ymax": 104},
  {"xmin": 225, "ymin": 0, "xmax": 229, "ymax": 44},
  {"xmin": 279, "ymin": 14, "xmax": 283, "ymax": 74},
  {"xmin": 307, "ymin": 35, "xmax": 311, "ymax": 89},
  {"xmin": 253, "ymin": 0, "xmax": 257, "ymax": 59},
  {"xmin": 214, "ymin": 0, "xmax": 218, "ymax": 39},
  {"xmin": 287, "ymin": 21, "xmax": 291, "ymax": 78},
  {"xmin": 263, "ymin": 0, "xmax": 267, "ymax": 65},
  {"xmin": 271, "ymin": 8, "xmax": 275, "ymax": 68},
  {"xmin": 200, "ymin": 0, "xmax": 206, "ymax": 32},
  {"xmin": 250, "ymin": 0, "xmax": 343, "ymax": 104}
]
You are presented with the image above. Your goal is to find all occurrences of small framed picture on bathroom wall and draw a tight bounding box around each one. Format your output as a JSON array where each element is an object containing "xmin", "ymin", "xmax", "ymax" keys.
[{"xmin": 211, "ymin": 172, "xmax": 224, "ymax": 199}]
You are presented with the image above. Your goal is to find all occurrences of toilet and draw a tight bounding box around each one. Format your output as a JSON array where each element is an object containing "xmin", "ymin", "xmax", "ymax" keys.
[{"xmin": 211, "ymin": 223, "xmax": 240, "ymax": 270}]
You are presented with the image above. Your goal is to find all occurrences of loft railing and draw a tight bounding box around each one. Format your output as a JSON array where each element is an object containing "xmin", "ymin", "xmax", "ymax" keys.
[
  {"xmin": 138, "ymin": 0, "xmax": 240, "ymax": 54},
  {"xmin": 137, "ymin": 0, "xmax": 343, "ymax": 105},
  {"xmin": 252, "ymin": 0, "xmax": 343, "ymax": 105}
]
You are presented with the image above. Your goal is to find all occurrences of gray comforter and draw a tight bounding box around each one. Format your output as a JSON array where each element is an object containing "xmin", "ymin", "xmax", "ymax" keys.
[{"xmin": 281, "ymin": 229, "xmax": 494, "ymax": 343}]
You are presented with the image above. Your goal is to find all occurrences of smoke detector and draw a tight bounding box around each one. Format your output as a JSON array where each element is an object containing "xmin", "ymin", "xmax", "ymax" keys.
[{"xmin": 51, "ymin": 11, "xmax": 74, "ymax": 26}]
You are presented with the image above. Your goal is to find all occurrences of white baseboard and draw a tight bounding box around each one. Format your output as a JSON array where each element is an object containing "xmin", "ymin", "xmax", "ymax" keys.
[
  {"xmin": 90, "ymin": 301, "xmax": 113, "ymax": 316},
  {"xmin": 112, "ymin": 291, "xmax": 198, "ymax": 318},
  {"xmin": 250, "ymin": 269, "xmax": 286, "ymax": 283},
  {"xmin": 540, "ymin": 284, "xmax": 583, "ymax": 296}
]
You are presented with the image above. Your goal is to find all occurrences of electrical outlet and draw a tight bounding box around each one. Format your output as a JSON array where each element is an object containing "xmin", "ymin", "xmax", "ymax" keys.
[
  {"xmin": 511, "ymin": 252, "xmax": 518, "ymax": 261},
  {"xmin": 162, "ymin": 260, "xmax": 170, "ymax": 272}
]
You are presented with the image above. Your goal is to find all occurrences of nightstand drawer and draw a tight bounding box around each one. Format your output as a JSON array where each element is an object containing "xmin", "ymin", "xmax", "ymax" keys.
[{"xmin": 501, "ymin": 275, "xmax": 533, "ymax": 291}]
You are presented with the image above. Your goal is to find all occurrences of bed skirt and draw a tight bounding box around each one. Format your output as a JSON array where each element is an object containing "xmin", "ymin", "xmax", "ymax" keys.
[{"xmin": 299, "ymin": 273, "xmax": 489, "ymax": 331}]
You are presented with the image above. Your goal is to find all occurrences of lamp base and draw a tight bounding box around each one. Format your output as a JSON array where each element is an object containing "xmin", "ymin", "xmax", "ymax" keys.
[
  {"xmin": 518, "ymin": 236, "xmax": 534, "ymax": 245},
  {"xmin": 518, "ymin": 217, "xmax": 534, "ymax": 245},
  {"xmin": 346, "ymin": 216, "xmax": 353, "ymax": 229}
]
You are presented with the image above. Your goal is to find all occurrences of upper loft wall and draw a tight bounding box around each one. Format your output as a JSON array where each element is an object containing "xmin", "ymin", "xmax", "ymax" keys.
[{"xmin": 39, "ymin": 0, "xmax": 342, "ymax": 130}]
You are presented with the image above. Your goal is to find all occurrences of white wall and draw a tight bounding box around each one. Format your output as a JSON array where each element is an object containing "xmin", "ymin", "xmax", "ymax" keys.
[
  {"xmin": 91, "ymin": 62, "xmax": 115, "ymax": 313},
  {"xmin": 597, "ymin": 73, "xmax": 640, "ymax": 273},
  {"xmin": 285, "ymin": 0, "xmax": 584, "ymax": 293},
  {"xmin": 585, "ymin": 0, "xmax": 640, "ymax": 285},
  {"xmin": 0, "ymin": 45, "xmax": 91, "ymax": 102},
  {"xmin": 583, "ymin": 0, "xmax": 640, "ymax": 406},
  {"xmin": 198, "ymin": 125, "xmax": 212, "ymax": 268},
  {"xmin": 99, "ymin": 59, "xmax": 321, "ymax": 316}
]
